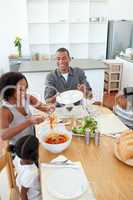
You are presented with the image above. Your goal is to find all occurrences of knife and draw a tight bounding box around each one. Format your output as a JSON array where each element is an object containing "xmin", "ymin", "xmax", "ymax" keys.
[{"xmin": 41, "ymin": 163, "xmax": 79, "ymax": 169}]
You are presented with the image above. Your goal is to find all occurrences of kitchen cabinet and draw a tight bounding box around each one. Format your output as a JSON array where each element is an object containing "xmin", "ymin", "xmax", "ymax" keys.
[
  {"xmin": 103, "ymin": 60, "xmax": 123, "ymax": 93},
  {"xmin": 9, "ymin": 57, "xmax": 30, "ymax": 72},
  {"xmin": 27, "ymin": 0, "xmax": 108, "ymax": 59}
]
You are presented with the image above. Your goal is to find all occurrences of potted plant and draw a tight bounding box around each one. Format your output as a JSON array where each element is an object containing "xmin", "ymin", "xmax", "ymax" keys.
[{"xmin": 14, "ymin": 36, "xmax": 22, "ymax": 57}]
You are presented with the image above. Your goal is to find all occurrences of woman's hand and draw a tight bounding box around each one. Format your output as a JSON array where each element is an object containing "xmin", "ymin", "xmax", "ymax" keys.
[
  {"xmin": 44, "ymin": 103, "xmax": 55, "ymax": 114},
  {"xmin": 28, "ymin": 115, "xmax": 45, "ymax": 125}
]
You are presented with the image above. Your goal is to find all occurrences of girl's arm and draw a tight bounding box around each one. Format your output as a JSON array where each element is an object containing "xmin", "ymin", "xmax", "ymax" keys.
[
  {"xmin": 0, "ymin": 107, "xmax": 44, "ymax": 140},
  {"xmin": 29, "ymin": 95, "xmax": 55, "ymax": 113},
  {"xmin": 21, "ymin": 186, "xmax": 28, "ymax": 200}
]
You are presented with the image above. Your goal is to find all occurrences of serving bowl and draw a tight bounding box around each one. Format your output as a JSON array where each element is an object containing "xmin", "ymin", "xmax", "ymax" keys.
[{"xmin": 38, "ymin": 123, "xmax": 72, "ymax": 153}]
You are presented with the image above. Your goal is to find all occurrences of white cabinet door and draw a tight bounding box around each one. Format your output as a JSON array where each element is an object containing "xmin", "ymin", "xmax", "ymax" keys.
[
  {"xmin": 85, "ymin": 69, "xmax": 104, "ymax": 102},
  {"xmin": 24, "ymin": 72, "xmax": 48, "ymax": 102},
  {"xmin": 27, "ymin": 0, "xmax": 107, "ymax": 59}
]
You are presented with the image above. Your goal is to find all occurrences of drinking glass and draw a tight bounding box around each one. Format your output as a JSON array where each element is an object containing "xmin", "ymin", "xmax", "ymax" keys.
[{"xmin": 65, "ymin": 103, "xmax": 74, "ymax": 116}]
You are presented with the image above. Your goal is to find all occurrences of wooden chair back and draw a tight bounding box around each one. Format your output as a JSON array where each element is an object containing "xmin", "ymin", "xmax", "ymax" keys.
[{"xmin": 0, "ymin": 152, "xmax": 20, "ymax": 200}]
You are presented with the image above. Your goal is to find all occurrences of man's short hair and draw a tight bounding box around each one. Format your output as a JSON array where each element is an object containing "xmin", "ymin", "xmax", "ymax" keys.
[{"xmin": 56, "ymin": 47, "xmax": 70, "ymax": 58}]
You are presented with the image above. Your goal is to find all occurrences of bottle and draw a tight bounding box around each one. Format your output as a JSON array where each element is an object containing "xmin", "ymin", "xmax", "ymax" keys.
[
  {"xmin": 85, "ymin": 128, "xmax": 90, "ymax": 144},
  {"xmin": 94, "ymin": 129, "xmax": 100, "ymax": 146}
]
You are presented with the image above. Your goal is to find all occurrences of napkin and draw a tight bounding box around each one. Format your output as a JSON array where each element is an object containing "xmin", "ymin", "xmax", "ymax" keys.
[
  {"xmin": 40, "ymin": 155, "xmax": 95, "ymax": 200},
  {"xmin": 96, "ymin": 113, "xmax": 129, "ymax": 136}
]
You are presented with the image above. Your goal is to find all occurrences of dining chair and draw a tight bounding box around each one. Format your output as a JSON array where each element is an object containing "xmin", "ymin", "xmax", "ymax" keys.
[{"xmin": 0, "ymin": 152, "xmax": 20, "ymax": 200}]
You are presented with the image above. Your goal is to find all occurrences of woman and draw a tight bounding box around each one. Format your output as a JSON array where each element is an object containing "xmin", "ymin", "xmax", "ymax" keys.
[{"xmin": 0, "ymin": 72, "xmax": 55, "ymax": 144}]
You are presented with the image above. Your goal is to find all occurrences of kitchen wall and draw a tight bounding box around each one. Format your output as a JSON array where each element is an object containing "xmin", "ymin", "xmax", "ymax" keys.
[
  {"xmin": 108, "ymin": 0, "xmax": 133, "ymax": 20},
  {"xmin": 0, "ymin": 0, "xmax": 133, "ymax": 73},
  {"xmin": 0, "ymin": 0, "xmax": 29, "ymax": 73}
]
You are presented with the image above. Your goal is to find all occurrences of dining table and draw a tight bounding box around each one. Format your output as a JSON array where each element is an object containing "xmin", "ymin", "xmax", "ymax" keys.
[{"xmin": 36, "ymin": 105, "xmax": 133, "ymax": 200}]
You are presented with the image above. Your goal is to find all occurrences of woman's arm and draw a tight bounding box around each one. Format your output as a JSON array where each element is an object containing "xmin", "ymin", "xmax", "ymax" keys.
[
  {"xmin": 0, "ymin": 107, "xmax": 44, "ymax": 140},
  {"xmin": 29, "ymin": 95, "xmax": 55, "ymax": 112},
  {"xmin": 21, "ymin": 186, "xmax": 28, "ymax": 200}
]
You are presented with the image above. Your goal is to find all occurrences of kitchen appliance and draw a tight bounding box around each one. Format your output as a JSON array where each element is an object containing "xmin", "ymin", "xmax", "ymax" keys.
[{"xmin": 106, "ymin": 20, "xmax": 133, "ymax": 59}]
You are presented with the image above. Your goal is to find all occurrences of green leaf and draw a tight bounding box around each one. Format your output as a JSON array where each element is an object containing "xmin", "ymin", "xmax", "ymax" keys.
[
  {"xmin": 72, "ymin": 127, "xmax": 85, "ymax": 135},
  {"xmin": 14, "ymin": 36, "xmax": 21, "ymax": 47},
  {"xmin": 81, "ymin": 116, "xmax": 97, "ymax": 132}
]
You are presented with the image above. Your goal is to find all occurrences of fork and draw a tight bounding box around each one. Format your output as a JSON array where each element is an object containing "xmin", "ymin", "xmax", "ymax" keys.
[
  {"xmin": 48, "ymin": 159, "xmax": 69, "ymax": 165},
  {"xmin": 43, "ymin": 160, "xmax": 79, "ymax": 169},
  {"xmin": 81, "ymin": 100, "xmax": 91, "ymax": 115},
  {"xmin": 47, "ymin": 159, "xmax": 78, "ymax": 167}
]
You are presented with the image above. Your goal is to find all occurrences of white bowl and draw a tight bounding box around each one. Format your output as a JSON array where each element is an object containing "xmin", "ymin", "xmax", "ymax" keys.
[{"xmin": 38, "ymin": 123, "xmax": 72, "ymax": 153}]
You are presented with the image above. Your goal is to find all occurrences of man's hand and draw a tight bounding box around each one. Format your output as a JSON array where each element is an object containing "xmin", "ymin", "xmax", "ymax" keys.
[
  {"xmin": 77, "ymin": 84, "xmax": 92, "ymax": 99},
  {"xmin": 77, "ymin": 84, "xmax": 87, "ymax": 93}
]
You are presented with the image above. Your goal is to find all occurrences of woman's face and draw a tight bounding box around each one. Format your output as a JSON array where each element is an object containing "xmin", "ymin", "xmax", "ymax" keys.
[{"xmin": 14, "ymin": 79, "xmax": 28, "ymax": 102}]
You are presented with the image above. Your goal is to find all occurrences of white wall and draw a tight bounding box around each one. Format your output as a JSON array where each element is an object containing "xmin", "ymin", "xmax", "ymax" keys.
[
  {"xmin": 108, "ymin": 0, "xmax": 133, "ymax": 20},
  {"xmin": 0, "ymin": 0, "xmax": 30, "ymax": 73},
  {"xmin": 90, "ymin": 0, "xmax": 133, "ymax": 20}
]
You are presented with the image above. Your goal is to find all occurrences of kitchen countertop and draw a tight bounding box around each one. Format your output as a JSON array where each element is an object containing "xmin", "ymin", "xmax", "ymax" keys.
[
  {"xmin": 19, "ymin": 59, "xmax": 106, "ymax": 73},
  {"xmin": 118, "ymin": 56, "xmax": 133, "ymax": 63}
]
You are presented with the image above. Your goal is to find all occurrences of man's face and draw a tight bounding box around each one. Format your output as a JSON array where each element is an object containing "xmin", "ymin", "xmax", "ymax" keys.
[{"xmin": 55, "ymin": 51, "xmax": 70, "ymax": 72}]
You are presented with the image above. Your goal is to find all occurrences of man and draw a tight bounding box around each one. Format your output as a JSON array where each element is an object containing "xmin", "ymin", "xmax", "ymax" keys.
[{"xmin": 44, "ymin": 47, "xmax": 92, "ymax": 104}]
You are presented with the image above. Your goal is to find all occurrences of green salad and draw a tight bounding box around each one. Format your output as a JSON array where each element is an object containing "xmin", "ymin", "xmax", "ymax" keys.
[{"xmin": 72, "ymin": 116, "xmax": 97, "ymax": 138}]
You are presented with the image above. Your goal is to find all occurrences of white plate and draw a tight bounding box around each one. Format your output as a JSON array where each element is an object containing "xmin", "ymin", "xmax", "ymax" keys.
[
  {"xmin": 47, "ymin": 167, "xmax": 88, "ymax": 199},
  {"xmin": 72, "ymin": 133, "xmax": 85, "ymax": 137},
  {"xmin": 56, "ymin": 90, "xmax": 83, "ymax": 105},
  {"xmin": 114, "ymin": 144, "xmax": 133, "ymax": 166}
]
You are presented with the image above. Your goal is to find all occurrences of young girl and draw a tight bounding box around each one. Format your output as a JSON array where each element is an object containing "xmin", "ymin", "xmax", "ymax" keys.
[
  {"xmin": 0, "ymin": 72, "xmax": 55, "ymax": 145},
  {"xmin": 8, "ymin": 135, "xmax": 41, "ymax": 200}
]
